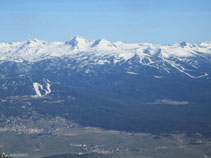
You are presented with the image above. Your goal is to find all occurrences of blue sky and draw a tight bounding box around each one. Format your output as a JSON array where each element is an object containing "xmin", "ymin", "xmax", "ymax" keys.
[{"xmin": 0, "ymin": 0, "xmax": 211, "ymax": 44}]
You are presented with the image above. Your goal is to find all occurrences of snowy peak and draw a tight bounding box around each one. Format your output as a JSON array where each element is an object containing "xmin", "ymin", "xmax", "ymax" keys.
[
  {"xmin": 64, "ymin": 36, "xmax": 118, "ymax": 51},
  {"xmin": 179, "ymin": 42, "xmax": 188, "ymax": 47},
  {"xmin": 65, "ymin": 36, "xmax": 90, "ymax": 50},
  {"xmin": 91, "ymin": 39, "xmax": 116, "ymax": 50},
  {"xmin": 200, "ymin": 41, "xmax": 211, "ymax": 47},
  {"xmin": 24, "ymin": 39, "xmax": 46, "ymax": 46},
  {"xmin": 65, "ymin": 36, "xmax": 86, "ymax": 45},
  {"xmin": 26, "ymin": 38, "xmax": 42, "ymax": 43}
]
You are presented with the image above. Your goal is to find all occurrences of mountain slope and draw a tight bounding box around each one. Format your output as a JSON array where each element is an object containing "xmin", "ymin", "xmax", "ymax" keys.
[{"xmin": 1, "ymin": 37, "xmax": 211, "ymax": 136}]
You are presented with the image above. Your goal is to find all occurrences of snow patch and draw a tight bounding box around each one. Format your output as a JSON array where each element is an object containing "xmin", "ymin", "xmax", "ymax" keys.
[
  {"xmin": 33, "ymin": 83, "xmax": 42, "ymax": 97},
  {"xmin": 154, "ymin": 76, "xmax": 163, "ymax": 78},
  {"xmin": 127, "ymin": 71, "xmax": 138, "ymax": 75},
  {"xmin": 33, "ymin": 80, "xmax": 51, "ymax": 97},
  {"xmin": 149, "ymin": 99, "xmax": 189, "ymax": 105},
  {"xmin": 165, "ymin": 59, "xmax": 208, "ymax": 79}
]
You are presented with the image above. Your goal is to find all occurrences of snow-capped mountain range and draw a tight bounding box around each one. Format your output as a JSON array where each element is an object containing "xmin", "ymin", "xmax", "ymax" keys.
[
  {"xmin": 1, "ymin": 36, "xmax": 211, "ymax": 79},
  {"xmin": 1, "ymin": 36, "xmax": 211, "ymax": 62}
]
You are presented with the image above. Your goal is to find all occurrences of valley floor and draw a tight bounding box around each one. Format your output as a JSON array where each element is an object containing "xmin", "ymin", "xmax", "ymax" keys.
[{"xmin": 0, "ymin": 118, "xmax": 211, "ymax": 158}]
